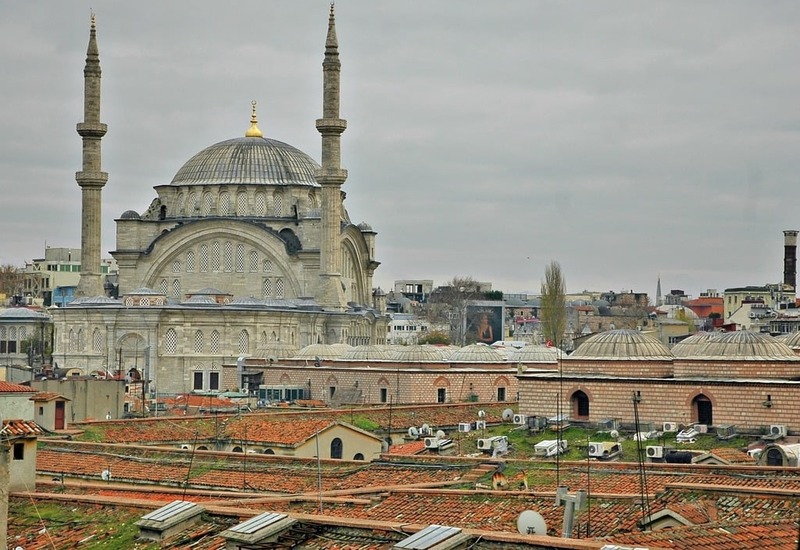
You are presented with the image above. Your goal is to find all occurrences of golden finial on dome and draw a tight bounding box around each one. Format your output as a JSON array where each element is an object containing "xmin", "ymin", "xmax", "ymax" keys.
[{"xmin": 245, "ymin": 100, "xmax": 263, "ymax": 138}]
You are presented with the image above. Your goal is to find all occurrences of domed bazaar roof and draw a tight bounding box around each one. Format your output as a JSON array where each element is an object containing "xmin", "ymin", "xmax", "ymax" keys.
[
  {"xmin": 676, "ymin": 330, "xmax": 800, "ymax": 361},
  {"xmin": 254, "ymin": 341, "xmax": 299, "ymax": 359},
  {"xmin": 449, "ymin": 343, "xmax": 506, "ymax": 362},
  {"xmin": 294, "ymin": 343, "xmax": 352, "ymax": 360},
  {"xmin": 508, "ymin": 345, "xmax": 559, "ymax": 363},
  {"xmin": 780, "ymin": 331, "xmax": 800, "ymax": 349},
  {"xmin": 340, "ymin": 345, "xmax": 392, "ymax": 360},
  {"xmin": 671, "ymin": 331, "xmax": 721, "ymax": 358},
  {"xmin": 390, "ymin": 346, "xmax": 445, "ymax": 362},
  {"xmin": 569, "ymin": 329, "xmax": 673, "ymax": 360},
  {"xmin": 171, "ymin": 105, "xmax": 320, "ymax": 189}
]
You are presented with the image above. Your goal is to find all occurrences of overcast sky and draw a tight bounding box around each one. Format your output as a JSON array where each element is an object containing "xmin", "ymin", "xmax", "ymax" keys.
[{"xmin": 1, "ymin": 2, "xmax": 799, "ymax": 299}]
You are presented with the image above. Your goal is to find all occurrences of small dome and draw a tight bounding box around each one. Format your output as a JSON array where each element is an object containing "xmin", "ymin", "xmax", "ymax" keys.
[
  {"xmin": 679, "ymin": 330, "xmax": 799, "ymax": 361},
  {"xmin": 449, "ymin": 343, "xmax": 506, "ymax": 362},
  {"xmin": 254, "ymin": 341, "xmax": 299, "ymax": 360},
  {"xmin": 120, "ymin": 210, "xmax": 140, "ymax": 219},
  {"xmin": 340, "ymin": 345, "xmax": 392, "ymax": 360},
  {"xmin": 294, "ymin": 343, "xmax": 352, "ymax": 360},
  {"xmin": 0, "ymin": 307, "xmax": 50, "ymax": 320},
  {"xmin": 357, "ymin": 222, "xmax": 373, "ymax": 232},
  {"xmin": 570, "ymin": 329, "xmax": 673, "ymax": 360},
  {"xmin": 781, "ymin": 331, "xmax": 800, "ymax": 349},
  {"xmin": 171, "ymin": 137, "xmax": 320, "ymax": 187},
  {"xmin": 671, "ymin": 331, "xmax": 720, "ymax": 358},
  {"xmin": 509, "ymin": 345, "xmax": 559, "ymax": 363},
  {"xmin": 390, "ymin": 346, "xmax": 445, "ymax": 362}
]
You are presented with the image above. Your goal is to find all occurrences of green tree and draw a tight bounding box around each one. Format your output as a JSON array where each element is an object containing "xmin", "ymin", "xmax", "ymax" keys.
[
  {"xmin": 418, "ymin": 331, "xmax": 451, "ymax": 345},
  {"xmin": 540, "ymin": 261, "xmax": 567, "ymax": 345}
]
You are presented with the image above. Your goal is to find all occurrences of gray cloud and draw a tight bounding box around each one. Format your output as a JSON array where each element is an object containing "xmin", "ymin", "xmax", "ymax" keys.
[{"xmin": 1, "ymin": 1, "xmax": 799, "ymax": 299}]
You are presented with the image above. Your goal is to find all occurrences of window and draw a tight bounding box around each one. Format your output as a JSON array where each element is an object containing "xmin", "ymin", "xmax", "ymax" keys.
[
  {"xmin": 93, "ymin": 328, "xmax": 103, "ymax": 352},
  {"xmin": 209, "ymin": 330, "xmax": 220, "ymax": 354},
  {"xmin": 235, "ymin": 244, "xmax": 245, "ymax": 272},
  {"xmin": 186, "ymin": 250, "xmax": 195, "ymax": 272},
  {"xmin": 380, "ymin": 388, "xmax": 388, "ymax": 403},
  {"xmin": 38, "ymin": 406, "xmax": 44, "ymax": 415},
  {"xmin": 193, "ymin": 371, "xmax": 204, "ymax": 390},
  {"xmin": 238, "ymin": 330, "xmax": 249, "ymax": 354},
  {"xmin": 194, "ymin": 330, "xmax": 204, "ymax": 353},
  {"xmin": 13, "ymin": 443, "xmax": 24, "ymax": 460},
  {"xmin": 497, "ymin": 387, "xmax": 506, "ymax": 402},
  {"xmin": 164, "ymin": 329, "xmax": 178, "ymax": 355},
  {"xmin": 329, "ymin": 386, "xmax": 336, "ymax": 398},
  {"xmin": 209, "ymin": 372, "xmax": 220, "ymax": 391},
  {"xmin": 330, "ymin": 437, "xmax": 343, "ymax": 459},
  {"xmin": 437, "ymin": 388, "xmax": 446, "ymax": 403}
]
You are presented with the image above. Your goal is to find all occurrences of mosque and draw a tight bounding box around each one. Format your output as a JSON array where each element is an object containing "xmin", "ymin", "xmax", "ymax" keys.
[{"xmin": 50, "ymin": 8, "xmax": 389, "ymax": 395}]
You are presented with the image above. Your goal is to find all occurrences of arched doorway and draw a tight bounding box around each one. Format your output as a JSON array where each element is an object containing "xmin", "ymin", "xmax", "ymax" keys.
[
  {"xmin": 330, "ymin": 437, "xmax": 343, "ymax": 459},
  {"xmin": 571, "ymin": 390, "xmax": 590, "ymax": 419},
  {"xmin": 692, "ymin": 394, "xmax": 713, "ymax": 425}
]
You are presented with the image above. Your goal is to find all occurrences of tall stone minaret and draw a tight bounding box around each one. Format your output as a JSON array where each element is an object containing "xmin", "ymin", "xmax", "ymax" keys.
[
  {"xmin": 75, "ymin": 14, "xmax": 108, "ymax": 298},
  {"xmin": 315, "ymin": 4, "xmax": 348, "ymax": 311}
]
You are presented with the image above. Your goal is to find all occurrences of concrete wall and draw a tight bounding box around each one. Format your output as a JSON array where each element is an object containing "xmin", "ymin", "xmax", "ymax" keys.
[
  {"xmin": 30, "ymin": 379, "xmax": 126, "ymax": 422},
  {"xmin": 0, "ymin": 392, "xmax": 36, "ymax": 421}
]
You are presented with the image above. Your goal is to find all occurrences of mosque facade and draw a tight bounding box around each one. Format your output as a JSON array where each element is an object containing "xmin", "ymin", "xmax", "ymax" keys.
[{"xmin": 50, "ymin": 8, "xmax": 388, "ymax": 396}]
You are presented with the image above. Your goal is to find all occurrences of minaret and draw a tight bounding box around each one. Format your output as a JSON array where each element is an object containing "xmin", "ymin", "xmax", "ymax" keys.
[
  {"xmin": 655, "ymin": 275, "xmax": 662, "ymax": 307},
  {"xmin": 75, "ymin": 13, "xmax": 108, "ymax": 298},
  {"xmin": 315, "ymin": 4, "xmax": 348, "ymax": 310}
]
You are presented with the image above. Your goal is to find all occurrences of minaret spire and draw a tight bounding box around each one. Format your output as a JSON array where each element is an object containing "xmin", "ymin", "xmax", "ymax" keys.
[
  {"xmin": 315, "ymin": 3, "xmax": 349, "ymax": 311},
  {"xmin": 75, "ymin": 12, "xmax": 109, "ymax": 298}
]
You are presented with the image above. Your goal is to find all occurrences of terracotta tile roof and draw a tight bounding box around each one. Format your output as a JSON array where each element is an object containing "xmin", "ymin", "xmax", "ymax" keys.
[
  {"xmin": 0, "ymin": 381, "xmax": 36, "ymax": 393},
  {"xmin": 707, "ymin": 447, "xmax": 755, "ymax": 464},
  {"xmin": 386, "ymin": 440, "xmax": 427, "ymax": 455},
  {"xmin": 2, "ymin": 419, "xmax": 45, "ymax": 437},
  {"xmin": 225, "ymin": 417, "xmax": 335, "ymax": 445},
  {"xmin": 31, "ymin": 391, "xmax": 69, "ymax": 402}
]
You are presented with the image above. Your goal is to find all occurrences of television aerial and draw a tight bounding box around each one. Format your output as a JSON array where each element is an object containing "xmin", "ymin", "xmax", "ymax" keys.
[{"xmin": 517, "ymin": 510, "xmax": 547, "ymax": 536}]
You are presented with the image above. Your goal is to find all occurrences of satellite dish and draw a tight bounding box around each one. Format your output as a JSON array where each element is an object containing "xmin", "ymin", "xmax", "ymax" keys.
[
  {"xmin": 421, "ymin": 423, "xmax": 430, "ymax": 434},
  {"xmin": 101, "ymin": 469, "xmax": 111, "ymax": 481},
  {"xmin": 610, "ymin": 429, "xmax": 620, "ymax": 439},
  {"xmin": 502, "ymin": 408, "xmax": 514, "ymax": 421},
  {"xmin": 478, "ymin": 410, "xmax": 486, "ymax": 418},
  {"xmin": 517, "ymin": 510, "xmax": 547, "ymax": 535},
  {"xmin": 408, "ymin": 426, "xmax": 420, "ymax": 439},
  {"xmin": 435, "ymin": 430, "xmax": 446, "ymax": 440}
]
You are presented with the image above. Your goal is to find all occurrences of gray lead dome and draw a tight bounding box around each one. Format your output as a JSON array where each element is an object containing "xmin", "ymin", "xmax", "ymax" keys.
[{"xmin": 171, "ymin": 137, "xmax": 320, "ymax": 187}]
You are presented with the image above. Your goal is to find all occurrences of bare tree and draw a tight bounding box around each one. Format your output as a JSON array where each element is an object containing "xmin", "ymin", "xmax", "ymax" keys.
[
  {"xmin": 0, "ymin": 264, "xmax": 23, "ymax": 300},
  {"xmin": 424, "ymin": 276, "xmax": 487, "ymax": 345},
  {"xmin": 540, "ymin": 261, "xmax": 567, "ymax": 345}
]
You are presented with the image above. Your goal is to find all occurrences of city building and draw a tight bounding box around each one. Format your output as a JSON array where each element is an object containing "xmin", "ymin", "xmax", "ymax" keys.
[
  {"xmin": 50, "ymin": 9, "xmax": 388, "ymax": 396},
  {"xmin": 20, "ymin": 247, "xmax": 117, "ymax": 307}
]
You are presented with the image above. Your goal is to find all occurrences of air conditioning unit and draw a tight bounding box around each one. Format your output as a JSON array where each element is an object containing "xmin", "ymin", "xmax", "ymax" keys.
[
  {"xmin": 458, "ymin": 422, "xmax": 471, "ymax": 433},
  {"xmin": 646, "ymin": 445, "xmax": 664, "ymax": 459},
  {"xmin": 694, "ymin": 424, "xmax": 708, "ymax": 434},
  {"xmin": 588, "ymin": 442, "xmax": 604, "ymax": 457},
  {"xmin": 423, "ymin": 437, "xmax": 439, "ymax": 449},
  {"xmin": 770, "ymin": 424, "xmax": 788, "ymax": 437},
  {"xmin": 477, "ymin": 436, "xmax": 507, "ymax": 451},
  {"xmin": 662, "ymin": 421, "xmax": 678, "ymax": 433},
  {"xmin": 475, "ymin": 420, "xmax": 486, "ymax": 430},
  {"xmin": 513, "ymin": 414, "xmax": 527, "ymax": 425}
]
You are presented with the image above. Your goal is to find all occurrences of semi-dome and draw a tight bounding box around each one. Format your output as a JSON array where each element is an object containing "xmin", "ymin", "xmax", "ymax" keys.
[
  {"xmin": 570, "ymin": 329, "xmax": 673, "ymax": 360},
  {"xmin": 171, "ymin": 136, "xmax": 320, "ymax": 187},
  {"xmin": 678, "ymin": 330, "xmax": 799, "ymax": 361}
]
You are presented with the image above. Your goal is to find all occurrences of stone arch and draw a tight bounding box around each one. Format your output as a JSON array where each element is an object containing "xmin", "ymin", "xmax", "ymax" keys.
[
  {"xmin": 279, "ymin": 374, "xmax": 291, "ymax": 385},
  {"xmin": 688, "ymin": 391, "xmax": 715, "ymax": 426}
]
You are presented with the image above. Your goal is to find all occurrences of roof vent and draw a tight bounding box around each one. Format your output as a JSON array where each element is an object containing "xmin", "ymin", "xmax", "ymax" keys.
[
  {"xmin": 220, "ymin": 511, "xmax": 297, "ymax": 546},
  {"xmin": 393, "ymin": 524, "xmax": 471, "ymax": 549},
  {"xmin": 136, "ymin": 500, "xmax": 204, "ymax": 542}
]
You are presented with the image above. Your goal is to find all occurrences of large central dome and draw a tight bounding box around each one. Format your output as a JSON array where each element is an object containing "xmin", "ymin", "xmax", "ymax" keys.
[{"xmin": 170, "ymin": 136, "xmax": 320, "ymax": 187}]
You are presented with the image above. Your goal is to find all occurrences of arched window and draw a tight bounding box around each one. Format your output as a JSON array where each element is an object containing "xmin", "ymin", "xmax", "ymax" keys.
[
  {"xmin": 330, "ymin": 437, "xmax": 343, "ymax": 459},
  {"xmin": 571, "ymin": 390, "xmax": 590, "ymax": 418},
  {"xmin": 199, "ymin": 245, "xmax": 209, "ymax": 272},
  {"xmin": 186, "ymin": 250, "xmax": 195, "ymax": 272},
  {"xmin": 219, "ymin": 193, "xmax": 231, "ymax": 215},
  {"xmin": 353, "ymin": 453, "xmax": 365, "ymax": 461},
  {"xmin": 255, "ymin": 193, "xmax": 266, "ymax": 216},
  {"xmin": 236, "ymin": 192, "xmax": 248, "ymax": 216},
  {"xmin": 235, "ymin": 244, "xmax": 245, "ymax": 272},
  {"xmin": 765, "ymin": 448, "xmax": 784, "ymax": 466},
  {"xmin": 239, "ymin": 330, "xmax": 250, "ymax": 354},
  {"xmin": 194, "ymin": 330, "xmax": 204, "ymax": 353},
  {"xmin": 263, "ymin": 448, "xmax": 275, "ymax": 455},
  {"xmin": 92, "ymin": 328, "xmax": 103, "ymax": 352},
  {"xmin": 232, "ymin": 446, "xmax": 243, "ymax": 453},
  {"xmin": 164, "ymin": 329, "xmax": 178, "ymax": 355},
  {"xmin": 210, "ymin": 330, "xmax": 220, "ymax": 354}
]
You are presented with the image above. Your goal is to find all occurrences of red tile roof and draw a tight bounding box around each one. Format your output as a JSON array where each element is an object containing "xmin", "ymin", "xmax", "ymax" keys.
[
  {"xmin": 2, "ymin": 419, "xmax": 45, "ymax": 437},
  {"xmin": 0, "ymin": 381, "xmax": 36, "ymax": 393},
  {"xmin": 31, "ymin": 391, "xmax": 70, "ymax": 402}
]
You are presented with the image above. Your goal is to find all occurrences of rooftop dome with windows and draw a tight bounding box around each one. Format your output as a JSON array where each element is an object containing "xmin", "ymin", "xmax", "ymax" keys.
[{"xmin": 569, "ymin": 329, "xmax": 673, "ymax": 360}]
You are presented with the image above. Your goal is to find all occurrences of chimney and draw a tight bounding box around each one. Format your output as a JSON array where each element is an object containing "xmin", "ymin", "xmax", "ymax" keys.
[{"xmin": 783, "ymin": 230, "xmax": 798, "ymax": 290}]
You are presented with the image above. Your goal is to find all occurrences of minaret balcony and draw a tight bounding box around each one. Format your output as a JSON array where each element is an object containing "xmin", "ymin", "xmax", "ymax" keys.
[
  {"xmin": 77, "ymin": 122, "xmax": 108, "ymax": 138},
  {"xmin": 315, "ymin": 118, "xmax": 347, "ymax": 134}
]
